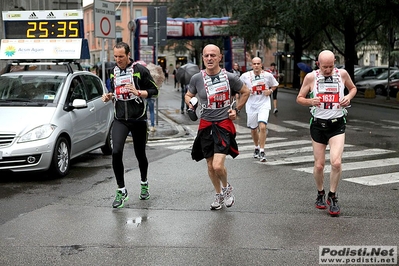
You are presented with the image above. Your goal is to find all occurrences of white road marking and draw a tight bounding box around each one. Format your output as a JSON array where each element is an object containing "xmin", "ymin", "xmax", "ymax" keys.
[
  {"xmin": 345, "ymin": 172, "xmax": 399, "ymax": 186},
  {"xmin": 294, "ymin": 158, "xmax": 399, "ymax": 174},
  {"xmin": 265, "ymin": 149, "xmax": 396, "ymax": 165}
]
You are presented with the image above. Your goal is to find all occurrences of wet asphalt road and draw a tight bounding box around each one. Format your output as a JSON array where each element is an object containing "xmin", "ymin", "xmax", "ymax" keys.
[{"xmin": 0, "ymin": 82, "xmax": 398, "ymax": 265}]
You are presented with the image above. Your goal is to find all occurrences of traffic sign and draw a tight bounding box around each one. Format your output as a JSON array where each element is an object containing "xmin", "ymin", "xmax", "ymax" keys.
[{"xmin": 94, "ymin": 0, "xmax": 115, "ymax": 39}]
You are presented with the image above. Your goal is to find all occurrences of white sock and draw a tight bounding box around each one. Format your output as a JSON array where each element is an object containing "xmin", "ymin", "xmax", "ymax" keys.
[
  {"xmin": 118, "ymin": 187, "xmax": 126, "ymax": 193},
  {"xmin": 141, "ymin": 181, "xmax": 148, "ymax": 185},
  {"xmin": 260, "ymin": 149, "xmax": 265, "ymax": 152}
]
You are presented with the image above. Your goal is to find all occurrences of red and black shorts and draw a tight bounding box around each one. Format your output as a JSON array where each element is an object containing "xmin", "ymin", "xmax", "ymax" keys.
[{"xmin": 199, "ymin": 126, "xmax": 231, "ymax": 158}]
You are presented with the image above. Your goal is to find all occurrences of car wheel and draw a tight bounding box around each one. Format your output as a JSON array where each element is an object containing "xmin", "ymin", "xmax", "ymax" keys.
[
  {"xmin": 50, "ymin": 137, "xmax": 70, "ymax": 177},
  {"xmin": 101, "ymin": 123, "xmax": 113, "ymax": 155},
  {"xmin": 374, "ymin": 85, "xmax": 384, "ymax": 95}
]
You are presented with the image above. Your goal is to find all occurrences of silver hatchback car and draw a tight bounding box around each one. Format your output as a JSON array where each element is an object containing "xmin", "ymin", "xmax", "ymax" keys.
[{"xmin": 0, "ymin": 62, "xmax": 113, "ymax": 177}]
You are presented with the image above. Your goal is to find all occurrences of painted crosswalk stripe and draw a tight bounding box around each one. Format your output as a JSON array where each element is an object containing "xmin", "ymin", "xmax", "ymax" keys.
[
  {"xmin": 266, "ymin": 123, "xmax": 297, "ymax": 132},
  {"xmin": 283, "ymin": 120, "xmax": 310, "ymax": 129},
  {"xmin": 345, "ymin": 172, "xmax": 399, "ymax": 186},
  {"xmin": 147, "ymin": 138, "xmax": 194, "ymax": 147},
  {"xmin": 241, "ymin": 139, "xmax": 312, "ymax": 150},
  {"xmin": 382, "ymin": 119, "xmax": 399, "ymax": 125},
  {"xmin": 266, "ymin": 148, "xmax": 395, "ymax": 165},
  {"xmin": 229, "ymin": 140, "xmax": 313, "ymax": 159},
  {"xmin": 293, "ymin": 158, "xmax": 399, "ymax": 174},
  {"xmin": 237, "ymin": 137, "xmax": 287, "ymax": 145}
]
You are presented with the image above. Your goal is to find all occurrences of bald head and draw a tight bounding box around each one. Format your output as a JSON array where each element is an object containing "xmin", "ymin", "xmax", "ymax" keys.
[
  {"xmin": 252, "ymin": 56, "xmax": 263, "ymax": 74},
  {"xmin": 202, "ymin": 44, "xmax": 222, "ymax": 74},
  {"xmin": 203, "ymin": 44, "xmax": 221, "ymax": 55},
  {"xmin": 252, "ymin": 57, "xmax": 262, "ymax": 64},
  {"xmin": 318, "ymin": 50, "xmax": 335, "ymax": 64},
  {"xmin": 317, "ymin": 50, "xmax": 335, "ymax": 75}
]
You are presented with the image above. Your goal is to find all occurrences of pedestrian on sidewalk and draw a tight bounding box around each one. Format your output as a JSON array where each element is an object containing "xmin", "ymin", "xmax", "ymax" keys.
[
  {"xmin": 185, "ymin": 44, "xmax": 250, "ymax": 210},
  {"xmin": 146, "ymin": 97, "xmax": 156, "ymax": 131},
  {"xmin": 266, "ymin": 62, "xmax": 280, "ymax": 114},
  {"xmin": 173, "ymin": 64, "xmax": 181, "ymax": 91},
  {"xmin": 296, "ymin": 50, "xmax": 357, "ymax": 217},
  {"xmin": 102, "ymin": 42, "xmax": 158, "ymax": 208},
  {"xmin": 145, "ymin": 62, "xmax": 165, "ymax": 132},
  {"xmin": 180, "ymin": 82, "xmax": 188, "ymax": 114},
  {"xmin": 240, "ymin": 57, "xmax": 279, "ymax": 162}
]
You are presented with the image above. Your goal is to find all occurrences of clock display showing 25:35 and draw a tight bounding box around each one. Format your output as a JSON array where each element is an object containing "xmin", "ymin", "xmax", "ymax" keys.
[{"xmin": 4, "ymin": 20, "xmax": 84, "ymax": 39}]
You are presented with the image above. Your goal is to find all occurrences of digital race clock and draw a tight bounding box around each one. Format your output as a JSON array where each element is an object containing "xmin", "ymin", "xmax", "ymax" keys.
[
  {"xmin": 2, "ymin": 10, "xmax": 84, "ymax": 39},
  {"xmin": 0, "ymin": 10, "xmax": 87, "ymax": 60}
]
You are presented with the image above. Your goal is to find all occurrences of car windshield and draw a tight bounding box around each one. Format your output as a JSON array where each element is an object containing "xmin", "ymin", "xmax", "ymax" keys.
[
  {"xmin": 355, "ymin": 67, "xmax": 373, "ymax": 76},
  {"xmin": 375, "ymin": 71, "xmax": 390, "ymax": 79},
  {"xmin": 0, "ymin": 75, "xmax": 64, "ymax": 105}
]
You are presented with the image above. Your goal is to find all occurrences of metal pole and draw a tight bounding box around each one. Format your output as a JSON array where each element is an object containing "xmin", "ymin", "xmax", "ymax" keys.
[
  {"xmin": 386, "ymin": 28, "xmax": 393, "ymax": 100},
  {"xmin": 155, "ymin": 7, "xmax": 159, "ymax": 125},
  {"xmin": 130, "ymin": 0, "xmax": 134, "ymax": 60},
  {"xmin": 102, "ymin": 38, "xmax": 106, "ymax": 85}
]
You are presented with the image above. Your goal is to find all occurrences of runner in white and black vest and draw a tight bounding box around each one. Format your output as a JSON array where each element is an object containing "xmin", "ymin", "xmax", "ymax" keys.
[{"xmin": 296, "ymin": 50, "xmax": 357, "ymax": 217}]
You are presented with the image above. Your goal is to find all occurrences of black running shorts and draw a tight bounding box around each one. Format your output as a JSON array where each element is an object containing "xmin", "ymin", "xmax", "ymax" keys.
[{"xmin": 310, "ymin": 117, "xmax": 346, "ymax": 145}]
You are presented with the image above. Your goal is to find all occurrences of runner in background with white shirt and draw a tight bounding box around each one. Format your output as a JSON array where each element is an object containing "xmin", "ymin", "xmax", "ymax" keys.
[{"xmin": 240, "ymin": 57, "xmax": 279, "ymax": 162}]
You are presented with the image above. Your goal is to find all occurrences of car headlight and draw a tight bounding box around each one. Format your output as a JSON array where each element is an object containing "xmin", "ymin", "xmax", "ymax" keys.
[{"xmin": 18, "ymin": 124, "xmax": 57, "ymax": 143}]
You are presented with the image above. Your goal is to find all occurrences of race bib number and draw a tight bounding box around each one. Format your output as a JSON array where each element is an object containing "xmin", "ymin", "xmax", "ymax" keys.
[
  {"xmin": 114, "ymin": 74, "xmax": 135, "ymax": 100},
  {"xmin": 207, "ymin": 81, "xmax": 230, "ymax": 108},
  {"xmin": 317, "ymin": 93, "xmax": 339, "ymax": 103},
  {"xmin": 252, "ymin": 83, "xmax": 266, "ymax": 94},
  {"xmin": 251, "ymin": 80, "xmax": 266, "ymax": 95},
  {"xmin": 115, "ymin": 85, "xmax": 135, "ymax": 100}
]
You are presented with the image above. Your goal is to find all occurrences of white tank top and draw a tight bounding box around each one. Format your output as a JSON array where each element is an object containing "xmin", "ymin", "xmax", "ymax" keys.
[{"xmin": 310, "ymin": 68, "xmax": 346, "ymax": 119}]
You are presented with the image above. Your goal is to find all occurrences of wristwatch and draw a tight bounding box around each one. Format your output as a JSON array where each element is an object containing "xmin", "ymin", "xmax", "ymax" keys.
[{"xmin": 234, "ymin": 107, "xmax": 240, "ymax": 114}]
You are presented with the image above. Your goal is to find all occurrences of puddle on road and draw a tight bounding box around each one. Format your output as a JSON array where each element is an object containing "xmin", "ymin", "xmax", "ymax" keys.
[{"xmin": 126, "ymin": 216, "xmax": 148, "ymax": 227}]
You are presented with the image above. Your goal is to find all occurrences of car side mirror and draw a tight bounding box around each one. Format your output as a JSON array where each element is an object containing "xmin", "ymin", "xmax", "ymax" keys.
[{"xmin": 63, "ymin": 99, "xmax": 87, "ymax": 111}]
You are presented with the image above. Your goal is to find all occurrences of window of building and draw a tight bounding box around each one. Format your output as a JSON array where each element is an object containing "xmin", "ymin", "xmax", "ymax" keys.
[
  {"xmin": 116, "ymin": 31, "xmax": 122, "ymax": 44},
  {"xmin": 115, "ymin": 10, "xmax": 121, "ymax": 21},
  {"xmin": 91, "ymin": 31, "xmax": 95, "ymax": 46},
  {"xmin": 135, "ymin": 9, "xmax": 142, "ymax": 18}
]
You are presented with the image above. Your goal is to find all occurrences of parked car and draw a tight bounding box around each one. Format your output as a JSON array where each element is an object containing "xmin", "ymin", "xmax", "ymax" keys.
[
  {"xmin": 356, "ymin": 70, "xmax": 399, "ymax": 95},
  {"xmin": 354, "ymin": 66, "xmax": 398, "ymax": 83},
  {"xmin": 0, "ymin": 62, "xmax": 114, "ymax": 177}
]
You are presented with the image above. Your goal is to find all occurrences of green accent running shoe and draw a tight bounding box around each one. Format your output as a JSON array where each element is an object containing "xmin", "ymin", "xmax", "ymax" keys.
[
  {"xmin": 139, "ymin": 182, "xmax": 150, "ymax": 200},
  {"xmin": 112, "ymin": 190, "xmax": 129, "ymax": 208}
]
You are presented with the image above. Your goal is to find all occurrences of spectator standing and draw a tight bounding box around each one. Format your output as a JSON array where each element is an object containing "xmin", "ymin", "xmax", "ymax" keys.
[
  {"xmin": 230, "ymin": 62, "xmax": 242, "ymax": 77},
  {"xmin": 164, "ymin": 67, "xmax": 169, "ymax": 84},
  {"xmin": 266, "ymin": 62, "xmax": 280, "ymax": 114},
  {"xmin": 145, "ymin": 62, "xmax": 165, "ymax": 132},
  {"xmin": 173, "ymin": 64, "xmax": 181, "ymax": 91}
]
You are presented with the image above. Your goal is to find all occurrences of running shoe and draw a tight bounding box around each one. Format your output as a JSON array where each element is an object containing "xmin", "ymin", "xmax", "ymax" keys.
[
  {"xmin": 253, "ymin": 148, "xmax": 260, "ymax": 158},
  {"xmin": 112, "ymin": 189, "xmax": 129, "ymax": 208},
  {"xmin": 210, "ymin": 193, "xmax": 224, "ymax": 210},
  {"xmin": 259, "ymin": 151, "xmax": 267, "ymax": 162},
  {"xmin": 222, "ymin": 183, "xmax": 235, "ymax": 208},
  {"xmin": 273, "ymin": 108, "xmax": 278, "ymax": 114},
  {"xmin": 315, "ymin": 192, "xmax": 327, "ymax": 209},
  {"xmin": 139, "ymin": 182, "xmax": 150, "ymax": 200},
  {"xmin": 327, "ymin": 194, "xmax": 340, "ymax": 216}
]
